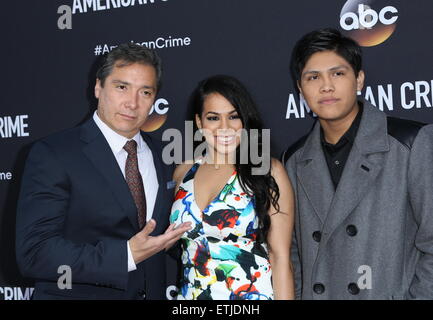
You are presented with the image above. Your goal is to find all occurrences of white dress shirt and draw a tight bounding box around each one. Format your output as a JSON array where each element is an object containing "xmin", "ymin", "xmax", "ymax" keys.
[{"xmin": 93, "ymin": 111, "xmax": 159, "ymax": 272}]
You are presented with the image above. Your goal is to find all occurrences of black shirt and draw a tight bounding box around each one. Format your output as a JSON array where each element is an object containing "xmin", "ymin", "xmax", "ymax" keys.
[{"xmin": 320, "ymin": 104, "xmax": 363, "ymax": 189}]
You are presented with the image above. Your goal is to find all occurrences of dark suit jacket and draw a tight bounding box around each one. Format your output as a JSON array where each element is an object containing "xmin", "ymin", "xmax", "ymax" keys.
[{"xmin": 16, "ymin": 118, "xmax": 174, "ymax": 300}]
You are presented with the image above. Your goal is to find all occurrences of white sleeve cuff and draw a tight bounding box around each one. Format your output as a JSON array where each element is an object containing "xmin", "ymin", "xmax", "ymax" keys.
[{"xmin": 127, "ymin": 241, "xmax": 137, "ymax": 272}]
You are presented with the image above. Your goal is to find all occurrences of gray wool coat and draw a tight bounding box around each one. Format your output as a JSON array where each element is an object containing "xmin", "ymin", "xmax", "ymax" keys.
[{"xmin": 283, "ymin": 100, "xmax": 433, "ymax": 299}]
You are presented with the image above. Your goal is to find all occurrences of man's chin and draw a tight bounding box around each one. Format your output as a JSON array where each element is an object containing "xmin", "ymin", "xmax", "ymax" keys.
[{"xmin": 115, "ymin": 126, "xmax": 140, "ymax": 138}]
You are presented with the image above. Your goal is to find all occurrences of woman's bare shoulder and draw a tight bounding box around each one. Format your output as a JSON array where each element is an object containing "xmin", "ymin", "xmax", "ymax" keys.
[
  {"xmin": 173, "ymin": 160, "xmax": 195, "ymax": 183},
  {"xmin": 270, "ymin": 157, "xmax": 287, "ymax": 176}
]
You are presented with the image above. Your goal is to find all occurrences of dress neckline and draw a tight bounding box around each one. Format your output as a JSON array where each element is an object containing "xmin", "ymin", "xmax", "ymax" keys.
[{"xmin": 191, "ymin": 159, "xmax": 237, "ymax": 213}]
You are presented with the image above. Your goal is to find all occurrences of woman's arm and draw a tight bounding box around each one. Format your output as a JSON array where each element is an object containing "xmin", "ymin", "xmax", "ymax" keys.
[{"xmin": 267, "ymin": 158, "xmax": 295, "ymax": 300}]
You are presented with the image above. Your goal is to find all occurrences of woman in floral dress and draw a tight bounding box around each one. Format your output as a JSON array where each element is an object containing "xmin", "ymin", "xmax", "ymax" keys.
[{"xmin": 170, "ymin": 75, "xmax": 295, "ymax": 300}]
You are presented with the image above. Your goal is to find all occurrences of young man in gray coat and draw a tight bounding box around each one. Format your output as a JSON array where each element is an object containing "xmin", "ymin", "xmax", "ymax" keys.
[{"xmin": 282, "ymin": 28, "xmax": 433, "ymax": 299}]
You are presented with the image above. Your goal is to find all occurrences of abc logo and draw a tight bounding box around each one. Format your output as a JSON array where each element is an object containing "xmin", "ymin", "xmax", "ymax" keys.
[
  {"xmin": 340, "ymin": 0, "xmax": 398, "ymax": 47},
  {"xmin": 141, "ymin": 98, "xmax": 169, "ymax": 132}
]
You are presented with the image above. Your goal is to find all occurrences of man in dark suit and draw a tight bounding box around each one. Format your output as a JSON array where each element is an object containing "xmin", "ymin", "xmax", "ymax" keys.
[{"xmin": 15, "ymin": 43, "xmax": 191, "ymax": 300}]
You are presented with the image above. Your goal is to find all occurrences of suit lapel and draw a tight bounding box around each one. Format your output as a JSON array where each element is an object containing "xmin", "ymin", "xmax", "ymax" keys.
[
  {"xmin": 141, "ymin": 132, "xmax": 165, "ymax": 224},
  {"xmin": 80, "ymin": 119, "xmax": 139, "ymax": 230},
  {"xmin": 320, "ymin": 102, "xmax": 389, "ymax": 241},
  {"xmin": 297, "ymin": 121, "xmax": 335, "ymax": 224}
]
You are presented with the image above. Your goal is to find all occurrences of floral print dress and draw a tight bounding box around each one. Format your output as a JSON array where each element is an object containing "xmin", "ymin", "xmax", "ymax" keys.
[{"xmin": 170, "ymin": 159, "xmax": 273, "ymax": 300}]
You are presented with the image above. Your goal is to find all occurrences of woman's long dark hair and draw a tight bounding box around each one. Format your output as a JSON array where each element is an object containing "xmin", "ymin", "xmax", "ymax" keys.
[{"xmin": 191, "ymin": 75, "xmax": 280, "ymax": 243}]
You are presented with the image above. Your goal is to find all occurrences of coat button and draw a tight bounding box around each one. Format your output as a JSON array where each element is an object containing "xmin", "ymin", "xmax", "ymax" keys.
[
  {"xmin": 313, "ymin": 283, "xmax": 325, "ymax": 294},
  {"xmin": 346, "ymin": 225, "xmax": 358, "ymax": 237},
  {"xmin": 348, "ymin": 283, "xmax": 360, "ymax": 295},
  {"xmin": 312, "ymin": 231, "xmax": 322, "ymax": 242}
]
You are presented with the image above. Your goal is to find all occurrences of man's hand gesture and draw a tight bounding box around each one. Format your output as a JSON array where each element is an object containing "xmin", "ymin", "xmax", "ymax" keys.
[{"xmin": 129, "ymin": 219, "xmax": 192, "ymax": 264}]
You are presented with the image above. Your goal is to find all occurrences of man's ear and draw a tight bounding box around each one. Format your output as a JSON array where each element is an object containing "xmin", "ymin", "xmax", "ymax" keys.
[
  {"xmin": 356, "ymin": 70, "xmax": 365, "ymax": 92},
  {"xmin": 297, "ymin": 80, "xmax": 303, "ymax": 96},
  {"xmin": 95, "ymin": 79, "xmax": 101, "ymax": 99}
]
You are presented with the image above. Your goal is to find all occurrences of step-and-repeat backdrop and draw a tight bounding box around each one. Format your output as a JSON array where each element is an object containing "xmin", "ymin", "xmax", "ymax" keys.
[{"xmin": 1, "ymin": 0, "xmax": 432, "ymax": 300}]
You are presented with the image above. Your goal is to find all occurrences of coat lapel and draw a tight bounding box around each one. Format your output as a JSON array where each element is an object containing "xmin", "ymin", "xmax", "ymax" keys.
[
  {"xmin": 297, "ymin": 121, "xmax": 335, "ymax": 224},
  {"xmin": 141, "ymin": 132, "xmax": 166, "ymax": 224},
  {"xmin": 321, "ymin": 102, "xmax": 390, "ymax": 240},
  {"xmin": 80, "ymin": 119, "xmax": 139, "ymax": 230}
]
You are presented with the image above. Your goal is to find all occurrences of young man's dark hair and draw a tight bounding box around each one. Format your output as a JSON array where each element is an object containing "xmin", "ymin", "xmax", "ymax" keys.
[
  {"xmin": 290, "ymin": 28, "xmax": 363, "ymax": 84},
  {"xmin": 96, "ymin": 43, "xmax": 162, "ymax": 90}
]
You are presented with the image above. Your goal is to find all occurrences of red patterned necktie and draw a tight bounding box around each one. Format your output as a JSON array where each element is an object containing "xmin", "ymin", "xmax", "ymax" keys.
[{"xmin": 124, "ymin": 140, "xmax": 146, "ymax": 229}]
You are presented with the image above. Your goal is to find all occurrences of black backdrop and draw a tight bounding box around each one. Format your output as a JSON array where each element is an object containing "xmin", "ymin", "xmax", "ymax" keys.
[{"xmin": 1, "ymin": 0, "xmax": 432, "ymax": 300}]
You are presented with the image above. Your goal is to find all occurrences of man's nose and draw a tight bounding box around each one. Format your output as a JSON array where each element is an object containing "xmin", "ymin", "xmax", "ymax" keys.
[
  {"xmin": 320, "ymin": 75, "xmax": 335, "ymax": 93},
  {"xmin": 125, "ymin": 91, "xmax": 139, "ymax": 109}
]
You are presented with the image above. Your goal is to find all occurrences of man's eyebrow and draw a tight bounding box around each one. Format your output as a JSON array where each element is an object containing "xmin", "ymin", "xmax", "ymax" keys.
[
  {"xmin": 111, "ymin": 79, "xmax": 155, "ymax": 89},
  {"xmin": 302, "ymin": 70, "xmax": 319, "ymax": 76},
  {"xmin": 111, "ymin": 80, "xmax": 130, "ymax": 85},
  {"xmin": 329, "ymin": 65, "xmax": 349, "ymax": 71},
  {"xmin": 302, "ymin": 65, "xmax": 349, "ymax": 76}
]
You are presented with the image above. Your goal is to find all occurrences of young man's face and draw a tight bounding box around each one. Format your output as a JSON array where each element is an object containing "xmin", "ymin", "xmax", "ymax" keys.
[
  {"xmin": 95, "ymin": 62, "xmax": 157, "ymax": 138},
  {"xmin": 298, "ymin": 50, "xmax": 364, "ymax": 123}
]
